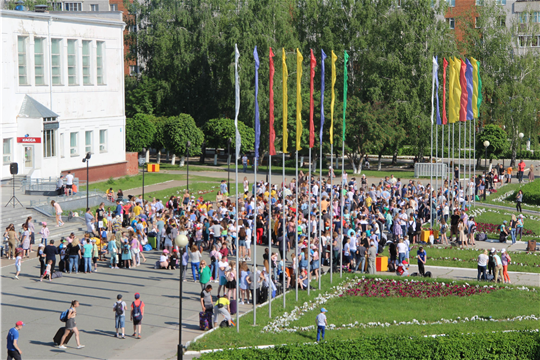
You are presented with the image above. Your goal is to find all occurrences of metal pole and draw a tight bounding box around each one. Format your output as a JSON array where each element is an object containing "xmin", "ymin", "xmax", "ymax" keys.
[
  {"xmin": 436, "ymin": 123, "xmax": 438, "ymax": 206},
  {"xmin": 142, "ymin": 168, "xmax": 145, "ymax": 202},
  {"xmin": 340, "ymin": 141, "xmax": 344, "ymax": 278},
  {"xmin": 442, "ymin": 123, "xmax": 445, "ymax": 187},
  {"xmin": 459, "ymin": 123, "xmax": 461, "ymax": 194},
  {"xmin": 307, "ymin": 147, "xmax": 311, "ymax": 295},
  {"xmin": 430, "ymin": 120, "xmax": 433, "ymax": 228},
  {"xmin": 228, "ymin": 138, "xmax": 231, "ymax": 195},
  {"xmin": 86, "ymin": 159, "xmax": 89, "ymax": 209},
  {"xmin": 282, "ymin": 152, "xmax": 286, "ymax": 309},
  {"xmin": 186, "ymin": 142, "xmax": 190, "ymax": 195},
  {"xmin": 473, "ymin": 120, "xmax": 476, "ymax": 207},
  {"xmin": 253, "ymin": 155, "xmax": 257, "ymax": 325},
  {"xmin": 469, "ymin": 120, "xmax": 473, "ymax": 206},
  {"xmin": 318, "ymin": 144, "xmax": 322, "ymax": 290},
  {"xmin": 295, "ymin": 149, "xmax": 298, "ymax": 301},
  {"xmin": 177, "ymin": 249, "xmax": 183, "ymax": 360},
  {"xmin": 329, "ymin": 143, "xmax": 333, "ymax": 283},
  {"xmin": 235, "ymin": 146, "xmax": 239, "ymax": 333},
  {"xmin": 464, "ymin": 120, "xmax": 467, "ymax": 206},
  {"xmin": 452, "ymin": 123, "xmax": 455, "ymax": 211},
  {"xmin": 268, "ymin": 154, "xmax": 272, "ymax": 317}
]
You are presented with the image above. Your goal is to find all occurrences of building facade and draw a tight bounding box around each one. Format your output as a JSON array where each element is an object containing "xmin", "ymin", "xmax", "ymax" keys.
[{"xmin": 1, "ymin": 9, "xmax": 127, "ymax": 180}]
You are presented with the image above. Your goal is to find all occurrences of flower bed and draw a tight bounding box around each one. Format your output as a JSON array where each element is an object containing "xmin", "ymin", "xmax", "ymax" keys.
[
  {"xmin": 341, "ymin": 278, "xmax": 498, "ymax": 299},
  {"xmin": 476, "ymin": 222, "xmax": 535, "ymax": 236}
]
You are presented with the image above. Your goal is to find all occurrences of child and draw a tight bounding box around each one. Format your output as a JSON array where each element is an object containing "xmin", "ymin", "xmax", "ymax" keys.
[
  {"xmin": 40, "ymin": 222, "xmax": 50, "ymax": 245},
  {"xmin": 14, "ymin": 251, "xmax": 22, "ymax": 279},
  {"xmin": 316, "ymin": 308, "xmax": 328, "ymax": 342},
  {"xmin": 40, "ymin": 260, "xmax": 53, "ymax": 282}
]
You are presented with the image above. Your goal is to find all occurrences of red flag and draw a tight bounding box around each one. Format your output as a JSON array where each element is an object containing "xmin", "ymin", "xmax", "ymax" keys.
[
  {"xmin": 459, "ymin": 58, "xmax": 468, "ymax": 122},
  {"xmin": 309, "ymin": 49, "xmax": 316, "ymax": 148},
  {"xmin": 442, "ymin": 58, "xmax": 448, "ymax": 125},
  {"xmin": 269, "ymin": 47, "xmax": 276, "ymax": 156}
]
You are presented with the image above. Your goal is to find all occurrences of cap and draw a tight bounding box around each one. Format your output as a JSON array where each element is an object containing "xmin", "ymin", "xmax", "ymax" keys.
[
  {"xmin": 38, "ymin": 243, "xmax": 45, "ymax": 248},
  {"xmin": 163, "ymin": 249, "xmax": 169, "ymax": 254},
  {"xmin": 503, "ymin": 220, "xmax": 507, "ymax": 223},
  {"xmin": 491, "ymin": 248, "xmax": 496, "ymax": 252},
  {"xmin": 42, "ymin": 222, "xmax": 47, "ymax": 226},
  {"xmin": 16, "ymin": 321, "xmax": 24, "ymax": 327},
  {"xmin": 320, "ymin": 308, "xmax": 328, "ymax": 313},
  {"xmin": 501, "ymin": 248, "xmax": 506, "ymax": 253},
  {"xmin": 134, "ymin": 293, "xmax": 140, "ymax": 299}
]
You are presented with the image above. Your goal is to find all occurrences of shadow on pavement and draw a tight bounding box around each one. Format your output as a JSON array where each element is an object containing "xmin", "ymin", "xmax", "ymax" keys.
[{"xmin": 23, "ymin": 287, "xmax": 113, "ymax": 300}]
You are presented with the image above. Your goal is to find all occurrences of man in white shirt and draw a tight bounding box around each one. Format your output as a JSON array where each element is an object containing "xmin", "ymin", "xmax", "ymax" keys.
[{"xmin": 65, "ymin": 171, "xmax": 74, "ymax": 196}]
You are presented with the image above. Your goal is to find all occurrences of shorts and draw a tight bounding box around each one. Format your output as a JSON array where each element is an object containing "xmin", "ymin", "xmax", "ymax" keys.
[
  {"xmin": 226, "ymin": 280, "xmax": 237, "ymax": 289},
  {"xmin": 15, "ymin": 264, "xmax": 21, "ymax": 272},
  {"xmin": 93, "ymin": 257, "xmax": 98, "ymax": 265},
  {"xmin": 220, "ymin": 276, "xmax": 227, "ymax": 286},
  {"xmin": 245, "ymin": 241, "xmax": 251, "ymax": 250},
  {"xmin": 238, "ymin": 240, "xmax": 246, "ymax": 247},
  {"xmin": 67, "ymin": 184, "xmax": 73, "ymax": 189},
  {"xmin": 195, "ymin": 240, "xmax": 203, "ymax": 248},
  {"xmin": 133, "ymin": 318, "xmax": 142, "ymax": 326},
  {"xmin": 115, "ymin": 314, "xmax": 125, "ymax": 328}
]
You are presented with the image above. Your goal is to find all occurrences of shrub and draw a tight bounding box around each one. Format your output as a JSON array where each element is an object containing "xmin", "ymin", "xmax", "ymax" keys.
[
  {"xmin": 198, "ymin": 331, "xmax": 540, "ymax": 359},
  {"xmin": 106, "ymin": 177, "xmax": 115, "ymax": 185},
  {"xmin": 506, "ymin": 180, "xmax": 540, "ymax": 205}
]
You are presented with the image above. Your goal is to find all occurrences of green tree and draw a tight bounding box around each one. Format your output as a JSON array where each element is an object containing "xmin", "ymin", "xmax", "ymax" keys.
[
  {"xmin": 202, "ymin": 118, "xmax": 255, "ymax": 154},
  {"xmin": 163, "ymin": 114, "xmax": 205, "ymax": 157},
  {"xmin": 476, "ymin": 124, "xmax": 507, "ymax": 165},
  {"xmin": 125, "ymin": 114, "xmax": 157, "ymax": 152}
]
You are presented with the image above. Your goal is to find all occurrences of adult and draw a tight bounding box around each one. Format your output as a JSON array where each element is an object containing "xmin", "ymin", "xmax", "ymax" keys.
[
  {"xmin": 200, "ymin": 284, "xmax": 214, "ymax": 313},
  {"xmin": 5, "ymin": 224, "xmax": 19, "ymax": 260},
  {"xmin": 6, "ymin": 321, "xmax": 24, "ymax": 360},
  {"xmin": 58, "ymin": 300, "xmax": 84, "ymax": 349},
  {"xmin": 528, "ymin": 164, "xmax": 535, "ymax": 182},
  {"xmin": 84, "ymin": 208, "xmax": 95, "ymax": 235},
  {"xmin": 213, "ymin": 294, "xmax": 232, "ymax": 328},
  {"xmin": 416, "ymin": 246, "xmax": 426, "ymax": 277},
  {"xmin": 44, "ymin": 240, "xmax": 58, "ymax": 273},
  {"xmin": 24, "ymin": 217, "xmax": 35, "ymax": 253},
  {"xmin": 95, "ymin": 203, "xmax": 106, "ymax": 230},
  {"xmin": 515, "ymin": 190, "xmax": 523, "ymax": 213},
  {"xmin": 367, "ymin": 241, "xmax": 377, "ymax": 274},
  {"xmin": 396, "ymin": 239, "xmax": 407, "ymax": 265},
  {"xmin": 450, "ymin": 209, "xmax": 460, "ymax": 242},
  {"xmin": 477, "ymin": 249, "xmax": 488, "ymax": 281},
  {"xmin": 517, "ymin": 159, "xmax": 526, "ymax": 183},
  {"xmin": 501, "ymin": 249, "xmax": 512, "ymax": 284},
  {"xmin": 493, "ymin": 250, "xmax": 503, "ymax": 283},
  {"xmin": 189, "ymin": 245, "xmax": 202, "ymax": 281},
  {"xmin": 82, "ymin": 239, "xmax": 93, "ymax": 274},
  {"xmin": 56, "ymin": 175, "xmax": 64, "ymax": 196},
  {"xmin": 242, "ymin": 154, "xmax": 248, "ymax": 173},
  {"xmin": 67, "ymin": 239, "xmax": 82, "ymax": 274},
  {"xmin": 199, "ymin": 260, "xmax": 211, "ymax": 290},
  {"xmin": 65, "ymin": 171, "xmax": 74, "ymax": 196},
  {"xmin": 113, "ymin": 294, "xmax": 127, "ymax": 339},
  {"xmin": 131, "ymin": 293, "xmax": 144, "ymax": 339}
]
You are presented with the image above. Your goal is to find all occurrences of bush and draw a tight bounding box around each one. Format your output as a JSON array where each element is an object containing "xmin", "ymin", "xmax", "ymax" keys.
[
  {"xmin": 198, "ymin": 331, "xmax": 540, "ymax": 359},
  {"xmin": 506, "ymin": 180, "xmax": 540, "ymax": 205}
]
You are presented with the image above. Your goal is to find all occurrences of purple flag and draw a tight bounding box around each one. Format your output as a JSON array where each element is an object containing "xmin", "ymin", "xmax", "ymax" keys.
[
  {"xmin": 320, "ymin": 49, "xmax": 327, "ymax": 145},
  {"xmin": 435, "ymin": 56, "xmax": 441, "ymax": 125},
  {"xmin": 465, "ymin": 58, "xmax": 474, "ymax": 121},
  {"xmin": 254, "ymin": 46, "xmax": 260, "ymax": 158}
]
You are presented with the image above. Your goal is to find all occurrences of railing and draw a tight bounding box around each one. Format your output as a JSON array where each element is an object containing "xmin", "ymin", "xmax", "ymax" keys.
[
  {"xmin": 22, "ymin": 177, "xmax": 82, "ymax": 192},
  {"xmin": 414, "ymin": 163, "xmax": 448, "ymax": 178},
  {"xmin": 29, "ymin": 189, "xmax": 102, "ymax": 207}
]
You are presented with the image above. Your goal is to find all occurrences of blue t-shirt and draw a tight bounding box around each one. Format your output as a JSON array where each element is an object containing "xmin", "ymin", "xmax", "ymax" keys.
[
  {"xmin": 417, "ymin": 250, "xmax": 426, "ymax": 263},
  {"xmin": 83, "ymin": 243, "xmax": 93, "ymax": 258},
  {"xmin": 7, "ymin": 327, "xmax": 19, "ymax": 351}
]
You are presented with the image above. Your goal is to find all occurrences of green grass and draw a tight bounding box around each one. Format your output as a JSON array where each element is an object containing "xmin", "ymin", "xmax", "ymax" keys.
[
  {"xmin": 379, "ymin": 245, "xmax": 540, "ymax": 273},
  {"xmin": 141, "ymin": 162, "xmax": 227, "ymax": 171},
  {"xmin": 145, "ymin": 181, "xmax": 240, "ymax": 203},
  {"xmin": 247, "ymin": 165, "xmax": 418, "ymax": 179},
  {"xmin": 471, "ymin": 206, "xmax": 540, "ymax": 241},
  {"xmin": 80, "ymin": 173, "xmax": 184, "ymax": 193},
  {"xmin": 475, "ymin": 180, "xmax": 539, "ymax": 211},
  {"xmin": 189, "ymin": 274, "xmax": 540, "ymax": 350}
]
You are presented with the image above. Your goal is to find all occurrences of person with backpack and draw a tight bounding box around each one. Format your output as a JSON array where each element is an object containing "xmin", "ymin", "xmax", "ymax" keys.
[
  {"xmin": 213, "ymin": 294, "xmax": 232, "ymax": 328},
  {"xmin": 113, "ymin": 294, "xmax": 127, "ymax": 339},
  {"xmin": 58, "ymin": 300, "xmax": 84, "ymax": 349},
  {"xmin": 130, "ymin": 293, "xmax": 144, "ymax": 339}
]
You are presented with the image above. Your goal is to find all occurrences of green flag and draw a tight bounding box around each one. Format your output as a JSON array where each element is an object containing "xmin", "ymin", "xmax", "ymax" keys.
[{"xmin": 342, "ymin": 51, "xmax": 349, "ymax": 141}]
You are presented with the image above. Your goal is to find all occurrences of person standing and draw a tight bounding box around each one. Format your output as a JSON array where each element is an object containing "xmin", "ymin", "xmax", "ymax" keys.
[
  {"xmin": 516, "ymin": 190, "xmax": 523, "ymax": 213},
  {"xmin": 14, "ymin": 251, "xmax": 22, "ymax": 279},
  {"xmin": 416, "ymin": 246, "xmax": 427, "ymax": 277},
  {"xmin": 528, "ymin": 164, "xmax": 535, "ymax": 182},
  {"xmin": 316, "ymin": 308, "xmax": 328, "ymax": 342},
  {"xmin": 51, "ymin": 201, "xmax": 64, "ymax": 227},
  {"xmin": 6, "ymin": 321, "xmax": 24, "ymax": 360},
  {"xmin": 200, "ymin": 284, "xmax": 214, "ymax": 313},
  {"xmin": 44, "ymin": 240, "xmax": 58, "ymax": 273},
  {"xmin": 477, "ymin": 249, "xmax": 488, "ymax": 281},
  {"xmin": 82, "ymin": 240, "xmax": 93, "ymax": 274},
  {"xmin": 517, "ymin": 160, "xmax": 526, "ymax": 183},
  {"xmin": 367, "ymin": 241, "xmax": 377, "ymax": 274},
  {"xmin": 131, "ymin": 293, "xmax": 144, "ymax": 339},
  {"xmin": 493, "ymin": 250, "xmax": 503, "ymax": 283},
  {"xmin": 85, "ymin": 208, "xmax": 94, "ymax": 235},
  {"xmin": 39, "ymin": 222, "xmax": 49, "ymax": 245},
  {"xmin": 113, "ymin": 294, "xmax": 127, "ymax": 339},
  {"xmin": 242, "ymin": 154, "xmax": 248, "ymax": 173},
  {"xmin": 58, "ymin": 300, "xmax": 84, "ymax": 349},
  {"xmin": 501, "ymin": 249, "xmax": 512, "ymax": 284},
  {"xmin": 65, "ymin": 171, "xmax": 74, "ymax": 196}
]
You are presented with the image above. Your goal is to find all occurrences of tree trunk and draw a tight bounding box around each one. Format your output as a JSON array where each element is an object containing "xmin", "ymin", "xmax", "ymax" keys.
[
  {"xmin": 171, "ymin": 154, "xmax": 176, "ymax": 165},
  {"xmin": 166, "ymin": 151, "xmax": 170, "ymax": 162},
  {"xmin": 392, "ymin": 145, "xmax": 399, "ymax": 165},
  {"xmin": 475, "ymin": 156, "xmax": 481, "ymax": 170},
  {"xmin": 200, "ymin": 141, "xmax": 206, "ymax": 164},
  {"xmin": 145, "ymin": 149, "xmax": 150, "ymax": 163},
  {"xmin": 510, "ymin": 144, "xmax": 517, "ymax": 167},
  {"xmin": 157, "ymin": 150, "xmax": 161, "ymax": 164},
  {"xmin": 377, "ymin": 153, "xmax": 382, "ymax": 171}
]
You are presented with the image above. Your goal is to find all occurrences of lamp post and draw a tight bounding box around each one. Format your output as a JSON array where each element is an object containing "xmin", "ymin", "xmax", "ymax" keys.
[
  {"xmin": 227, "ymin": 138, "xmax": 231, "ymax": 195},
  {"xmin": 519, "ymin": 132, "xmax": 524, "ymax": 153},
  {"xmin": 175, "ymin": 234, "xmax": 189, "ymax": 360},
  {"xmin": 82, "ymin": 152, "xmax": 91, "ymax": 209},
  {"xmin": 186, "ymin": 141, "xmax": 191, "ymax": 196},
  {"xmin": 141, "ymin": 148, "xmax": 147, "ymax": 201},
  {"xmin": 483, "ymin": 141, "xmax": 489, "ymax": 201}
]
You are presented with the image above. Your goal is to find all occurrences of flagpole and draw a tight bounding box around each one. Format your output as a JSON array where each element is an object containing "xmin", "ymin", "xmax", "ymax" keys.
[
  {"xmin": 253, "ymin": 157, "xmax": 257, "ymax": 325},
  {"xmin": 233, "ymin": 44, "xmax": 240, "ymax": 334},
  {"xmin": 308, "ymin": 147, "xmax": 311, "ymax": 296},
  {"xmin": 330, "ymin": 144, "xmax": 333, "ymax": 283},
  {"xmin": 235, "ymin": 151, "xmax": 239, "ymax": 332},
  {"xmin": 436, "ymin": 123, "xmax": 438, "ymax": 204},
  {"xmin": 295, "ymin": 149, "xmax": 299, "ymax": 301},
  {"xmin": 340, "ymin": 145, "xmax": 343, "ymax": 278},
  {"xmin": 469, "ymin": 119, "xmax": 472, "ymax": 204},
  {"xmin": 473, "ymin": 119, "xmax": 476, "ymax": 207},
  {"xmin": 319, "ymin": 146, "xmax": 322, "ymax": 291},
  {"xmin": 452, "ymin": 123, "xmax": 455, "ymax": 211},
  {"xmin": 442, "ymin": 124, "xmax": 445, "ymax": 190},
  {"xmin": 268, "ymin": 154, "xmax": 272, "ymax": 317},
  {"xmin": 430, "ymin": 120, "xmax": 433, "ymax": 229},
  {"xmin": 282, "ymin": 152, "xmax": 286, "ymax": 309}
]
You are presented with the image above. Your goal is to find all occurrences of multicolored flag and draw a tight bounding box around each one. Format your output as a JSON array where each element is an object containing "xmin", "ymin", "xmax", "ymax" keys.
[
  {"xmin": 320, "ymin": 50, "xmax": 327, "ymax": 146},
  {"xmin": 477, "ymin": 59, "xmax": 482, "ymax": 114},
  {"xmin": 330, "ymin": 51, "xmax": 337, "ymax": 144},
  {"xmin": 309, "ymin": 49, "xmax": 316, "ymax": 149},
  {"xmin": 442, "ymin": 58, "xmax": 448, "ymax": 125},
  {"xmin": 254, "ymin": 46, "xmax": 260, "ymax": 158},
  {"xmin": 283, "ymin": 48, "xmax": 288, "ymax": 154},
  {"xmin": 342, "ymin": 51, "xmax": 349, "ymax": 141},
  {"xmin": 465, "ymin": 58, "xmax": 474, "ymax": 121},
  {"xmin": 459, "ymin": 58, "xmax": 468, "ymax": 122},
  {"xmin": 296, "ymin": 49, "xmax": 303, "ymax": 151},
  {"xmin": 269, "ymin": 48, "xmax": 276, "ymax": 156}
]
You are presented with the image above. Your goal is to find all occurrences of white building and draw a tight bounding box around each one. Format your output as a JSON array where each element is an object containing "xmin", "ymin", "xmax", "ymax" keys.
[{"xmin": 1, "ymin": 9, "xmax": 126, "ymax": 180}]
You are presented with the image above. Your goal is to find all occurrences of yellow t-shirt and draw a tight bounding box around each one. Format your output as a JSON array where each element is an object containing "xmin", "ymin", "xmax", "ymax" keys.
[
  {"xmin": 215, "ymin": 297, "xmax": 230, "ymax": 307},
  {"xmin": 365, "ymin": 196, "xmax": 373, "ymax": 208},
  {"xmin": 133, "ymin": 205, "xmax": 142, "ymax": 216}
]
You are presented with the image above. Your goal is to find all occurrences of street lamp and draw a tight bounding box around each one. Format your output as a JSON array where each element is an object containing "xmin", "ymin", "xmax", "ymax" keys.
[
  {"xmin": 141, "ymin": 148, "xmax": 147, "ymax": 201},
  {"xmin": 82, "ymin": 152, "xmax": 91, "ymax": 209},
  {"xmin": 175, "ymin": 233, "xmax": 189, "ymax": 360},
  {"xmin": 227, "ymin": 138, "xmax": 231, "ymax": 195},
  {"xmin": 519, "ymin": 132, "xmax": 524, "ymax": 152},
  {"xmin": 186, "ymin": 141, "xmax": 191, "ymax": 196},
  {"xmin": 483, "ymin": 141, "xmax": 489, "ymax": 201}
]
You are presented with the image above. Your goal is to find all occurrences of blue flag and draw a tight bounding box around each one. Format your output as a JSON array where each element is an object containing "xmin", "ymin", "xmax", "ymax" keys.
[
  {"xmin": 435, "ymin": 56, "xmax": 441, "ymax": 125},
  {"xmin": 254, "ymin": 46, "xmax": 260, "ymax": 159},
  {"xmin": 320, "ymin": 49, "xmax": 327, "ymax": 146},
  {"xmin": 465, "ymin": 58, "xmax": 474, "ymax": 121}
]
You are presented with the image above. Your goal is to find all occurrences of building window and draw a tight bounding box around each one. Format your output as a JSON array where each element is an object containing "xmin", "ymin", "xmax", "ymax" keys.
[
  {"xmin": 499, "ymin": 16, "xmax": 506, "ymax": 27},
  {"xmin": 475, "ymin": 0, "xmax": 483, "ymax": 5},
  {"xmin": 51, "ymin": 2, "xmax": 62, "ymax": 10},
  {"xmin": 129, "ymin": 25, "xmax": 137, "ymax": 33},
  {"xmin": 65, "ymin": 2, "xmax": 82, "ymax": 11},
  {"xmin": 67, "ymin": 39, "xmax": 77, "ymax": 85},
  {"xmin": 51, "ymin": 39, "xmax": 61, "ymax": 85},
  {"xmin": 496, "ymin": 0, "xmax": 506, "ymax": 5},
  {"xmin": 35, "ymin": 38, "xmax": 45, "ymax": 85},
  {"xmin": 96, "ymin": 41, "xmax": 104, "ymax": 84},
  {"xmin": 129, "ymin": 65, "xmax": 139, "ymax": 76},
  {"xmin": 60, "ymin": 133, "xmax": 65, "ymax": 158},
  {"xmin": 3, "ymin": 138, "xmax": 12, "ymax": 164},
  {"xmin": 110, "ymin": 4, "xmax": 118, "ymax": 11},
  {"xmin": 518, "ymin": 35, "xmax": 531, "ymax": 47},
  {"xmin": 99, "ymin": 130, "xmax": 107, "ymax": 152},
  {"xmin": 447, "ymin": 0, "xmax": 455, "ymax": 7},
  {"xmin": 85, "ymin": 130, "xmax": 92, "ymax": 154},
  {"xmin": 519, "ymin": 13, "xmax": 528, "ymax": 24},
  {"xmin": 90, "ymin": 4, "xmax": 99, "ymax": 11},
  {"xmin": 43, "ymin": 130, "xmax": 56, "ymax": 158},
  {"xmin": 475, "ymin": 17, "xmax": 480, "ymax": 28},
  {"xmin": 82, "ymin": 40, "xmax": 91, "ymax": 85},
  {"xmin": 448, "ymin": 18, "xmax": 455, "ymax": 29},
  {"xmin": 18, "ymin": 36, "xmax": 28, "ymax": 85},
  {"xmin": 70, "ymin": 132, "xmax": 78, "ymax": 156},
  {"xmin": 532, "ymin": 12, "xmax": 539, "ymax": 23}
]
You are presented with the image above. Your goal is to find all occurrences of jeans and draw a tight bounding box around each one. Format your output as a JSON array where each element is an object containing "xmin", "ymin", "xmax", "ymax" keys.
[
  {"xmin": 115, "ymin": 314, "xmax": 126, "ymax": 329},
  {"xmin": 477, "ymin": 265, "xmax": 487, "ymax": 281},
  {"xmin": 191, "ymin": 262, "xmax": 200, "ymax": 281},
  {"xmin": 317, "ymin": 325, "xmax": 325, "ymax": 342},
  {"xmin": 398, "ymin": 253, "xmax": 406, "ymax": 264},
  {"xmin": 110, "ymin": 252, "xmax": 117, "ymax": 267},
  {"xmin": 69, "ymin": 255, "xmax": 79, "ymax": 273},
  {"xmin": 510, "ymin": 229, "xmax": 516, "ymax": 244},
  {"xmin": 517, "ymin": 227, "xmax": 523, "ymax": 240},
  {"xmin": 243, "ymin": 163, "xmax": 247, "ymax": 172},
  {"xmin": 84, "ymin": 257, "xmax": 92, "ymax": 272},
  {"xmin": 356, "ymin": 256, "xmax": 365, "ymax": 273}
]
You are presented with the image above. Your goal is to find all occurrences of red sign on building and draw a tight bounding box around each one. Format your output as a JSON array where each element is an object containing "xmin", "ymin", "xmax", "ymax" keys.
[{"xmin": 17, "ymin": 137, "xmax": 41, "ymax": 143}]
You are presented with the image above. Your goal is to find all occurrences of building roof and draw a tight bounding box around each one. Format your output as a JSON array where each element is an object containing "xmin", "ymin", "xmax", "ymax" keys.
[{"xmin": 19, "ymin": 95, "xmax": 59, "ymax": 118}]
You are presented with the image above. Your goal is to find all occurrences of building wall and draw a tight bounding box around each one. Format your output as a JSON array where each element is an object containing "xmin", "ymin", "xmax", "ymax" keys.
[
  {"xmin": 61, "ymin": 152, "xmax": 138, "ymax": 182},
  {"xmin": 1, "ymin": 10, "xmax": 127, "ymax": 180},
  {"xmin": 109, "ymin": 0, "xmax": 136, "ymax": 76}
]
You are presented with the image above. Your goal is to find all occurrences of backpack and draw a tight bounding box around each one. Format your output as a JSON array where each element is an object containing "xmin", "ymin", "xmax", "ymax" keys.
[
  {"xmin": 60, "ymin": 308, "xmax": 70, "ymax": 322},
  {"xmin": 132, "ymin": 301, "xmax": 143, "ymax": 321},
  {"xmin": 115, "ymin": 301, "xmax": 124, "ymax": 316}
]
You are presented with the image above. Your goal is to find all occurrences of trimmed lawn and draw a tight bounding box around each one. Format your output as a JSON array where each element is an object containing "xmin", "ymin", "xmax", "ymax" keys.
[
  {"xmin": 80, "ymin": 173, "xmax": 182, "ymax": 192},
  {"xmin": 475, "ymin": 180, "xmax": 539, "ymax": 211},
  {"xmin": 253, "ymin": 165, "xmax": 418, "ymax": 179},
  {"xmin": 189, "ymin": 274, "xmax": 540, "ymax": 350},
  {"xmin": 146, "ymin": 182, "xmax": 240, "ymax": 203},
  {"xmin": 469, "ymin": 206, "xmax": 540, "ymax": 241}
]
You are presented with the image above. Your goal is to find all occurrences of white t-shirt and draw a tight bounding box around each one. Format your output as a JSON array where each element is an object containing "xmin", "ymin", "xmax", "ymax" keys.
[
  {"xmin": 478, "ymin": 254, "xmax": 488, "ymax": 267},
  {"xmin": 316, "ymin": 313, "xmax": 327, "ymax": 326},
  {"xmin": 218, "ymin": 261, "xmax": 228, "ymax": 279},
  {"xmin": 397, "ymin": 243, "xmax": 408, "ymax": 254},
  {"xmin": 65, "ymin": 174, "xmax": 74, "ymax": 185}
]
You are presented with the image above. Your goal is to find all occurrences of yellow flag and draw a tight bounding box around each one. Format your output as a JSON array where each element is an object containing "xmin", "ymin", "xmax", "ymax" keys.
[
  {"xmin": 282, "ymin": 48, "xmax": 288, "ymax": 153},
  {"xmin": 471, "ymin": 57, "xmax": 479, "ymax": 118},
  {"xmin": 447, "ymin": 58, "xmax": 456, "ymax": 124},
  {"xmin": 452, "ymin": 57, "xmax": 462, "ymax": 123},
  {"xmin": 296, "ymin": 49, "xmax": 303, "ymax": 151},
  {"xmin": 330, "ymin": 50, "xmax": 337, "ymax": 144}
]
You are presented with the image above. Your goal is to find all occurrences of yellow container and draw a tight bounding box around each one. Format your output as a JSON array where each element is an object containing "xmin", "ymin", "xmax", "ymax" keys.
[
  {"xmin": 147, "ymin": 164, "xmax": 160, "ymax": 172},
  {"xmin": 376, "ymin": 256, "xmax": 388, "ymax": 272},
  {"xmin": 421, "ymin": 230, "xmax": 431, "ymax": 243}
]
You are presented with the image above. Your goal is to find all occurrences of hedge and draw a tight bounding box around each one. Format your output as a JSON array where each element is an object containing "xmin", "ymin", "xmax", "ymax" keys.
[{"xmin": 198, "ymin": 331, "xmax": 540, "ymax": 360}]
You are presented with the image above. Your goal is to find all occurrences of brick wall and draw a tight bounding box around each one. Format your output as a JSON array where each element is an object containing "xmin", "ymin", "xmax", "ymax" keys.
[
  {"xmin": 62, "ymin": 152, "xmax": 138, "ymax": 182},
  {"xmin": 446, "ymin": 0, "xmax": 478, "ymax": 42}
]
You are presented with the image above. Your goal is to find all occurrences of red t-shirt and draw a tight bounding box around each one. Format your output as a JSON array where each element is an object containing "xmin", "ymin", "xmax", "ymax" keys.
[
  {"xmin": 518, "ymin": 162, "xmax": 526, "ymax": 171},
  {"xmin": 131, "ymin": 300, "xmax": 145, "ymax": 315}
]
